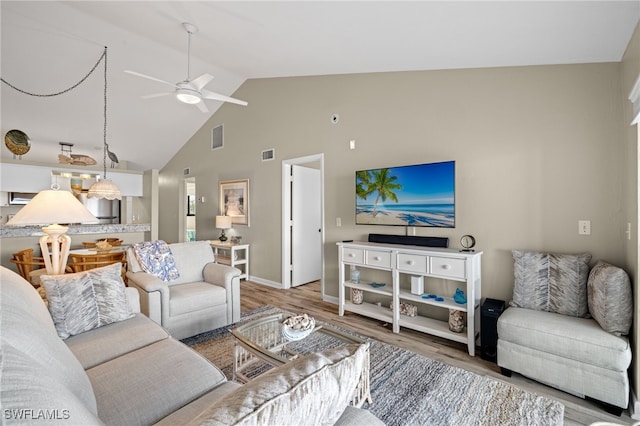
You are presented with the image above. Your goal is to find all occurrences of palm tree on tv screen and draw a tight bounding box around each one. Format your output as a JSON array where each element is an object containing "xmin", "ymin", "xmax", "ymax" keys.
[{"xmin": 364, "ymin": 168, "xmax": 402, "ymax": 217}]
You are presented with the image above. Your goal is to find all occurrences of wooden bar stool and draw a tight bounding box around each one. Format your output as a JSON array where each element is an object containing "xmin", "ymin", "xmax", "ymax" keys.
[
  {"xmin": 67, "ymin": 252, "xmax": 128, "ymax": 283},
  {"xmin": 10, "ymin": 248, "xmax": 47, "ymax": 288}
]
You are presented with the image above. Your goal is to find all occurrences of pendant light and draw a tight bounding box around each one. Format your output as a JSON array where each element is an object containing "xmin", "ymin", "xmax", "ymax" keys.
[{"xmin": 88, "ymin": 47, "xmax": 121, "ymax": 200}]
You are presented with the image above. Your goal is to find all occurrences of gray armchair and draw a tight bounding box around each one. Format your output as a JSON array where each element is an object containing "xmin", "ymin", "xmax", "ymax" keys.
[{"xmin": 126, "ymin": 241, "xmax": 241, "ymax": 339}]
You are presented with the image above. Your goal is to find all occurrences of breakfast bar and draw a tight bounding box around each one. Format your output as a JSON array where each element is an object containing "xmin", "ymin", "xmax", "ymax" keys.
[{"xmin": 0, "ymin": 223, "xmax": 150, "ymax": 273}]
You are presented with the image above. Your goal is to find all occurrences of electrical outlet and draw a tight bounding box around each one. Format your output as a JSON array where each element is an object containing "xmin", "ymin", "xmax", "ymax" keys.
[
  {"xmin": 336, "ymin": 217, "xmax": 342, "ymax": 227},
  {"xmin": 578, "ymin": 220, "xmax": 591, "ymax": 235}
]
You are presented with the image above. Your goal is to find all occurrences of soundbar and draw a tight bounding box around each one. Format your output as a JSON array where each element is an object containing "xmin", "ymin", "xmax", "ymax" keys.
[{"xmin": 367, "ymin": 234, "xmax": 449, "ymax": 248}]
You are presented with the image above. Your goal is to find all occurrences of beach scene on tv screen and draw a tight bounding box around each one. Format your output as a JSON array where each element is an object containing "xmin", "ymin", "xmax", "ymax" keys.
[{"xmin": 356, "ymin": 161, "xmax": 455, "ymax": 227}]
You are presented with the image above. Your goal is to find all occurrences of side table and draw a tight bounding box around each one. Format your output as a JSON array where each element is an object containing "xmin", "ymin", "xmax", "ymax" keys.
[{"xmin": 210, "ymin": 240, "xmax": 249, "ymax": 280}]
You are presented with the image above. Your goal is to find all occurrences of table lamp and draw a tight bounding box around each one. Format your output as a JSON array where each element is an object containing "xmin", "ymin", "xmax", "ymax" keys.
[
  {"xmin": 6, "ymin": 189, "xmax": 98, "ymax": 275},
  {"xmin": 215, "ymin": 215, "xmax": 232, "ymax": 242}
]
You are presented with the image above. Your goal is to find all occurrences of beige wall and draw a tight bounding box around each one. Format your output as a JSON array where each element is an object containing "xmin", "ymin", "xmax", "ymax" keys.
[
  {"xmin": 622, "ymin": 20, "xmax": 640, "ymax": 413},
  {"xmin": 160, "ymin": 62, "xmax": 628, "ymax": 305}
]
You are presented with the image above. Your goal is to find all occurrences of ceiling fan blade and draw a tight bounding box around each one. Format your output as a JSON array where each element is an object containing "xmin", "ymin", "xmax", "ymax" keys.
[
  {"xmin": 124, "ymin": 70, "xmax": 177, "ymax": 88},
  {"xmin": 190, "ymin": 73, "xmax": 215, "ymax": 91},
  {"xmin": 141, "ymin": 92, "xmax": 173, "ymax": 99},
  {"xmin": 196, "ymin": 101, "xmax": 210, "ymax": 113},
  {"xmin": 201, "ymin": 89, "xmax": 248, "ymax": 106}
]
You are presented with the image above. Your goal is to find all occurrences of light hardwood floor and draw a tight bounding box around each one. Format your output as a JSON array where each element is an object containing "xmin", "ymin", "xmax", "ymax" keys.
[{"xmin": 240, "ymin": 279, "xmax": 634, "ymax": 426}]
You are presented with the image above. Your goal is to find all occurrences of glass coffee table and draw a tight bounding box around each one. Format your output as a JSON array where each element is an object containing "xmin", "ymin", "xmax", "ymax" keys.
[{"xmin": 230, "ymin": 312, "xmax": 372, "ymax": 407}]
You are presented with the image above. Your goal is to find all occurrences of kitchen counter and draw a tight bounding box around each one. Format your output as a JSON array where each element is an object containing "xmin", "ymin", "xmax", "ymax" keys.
[{"xmin": 0, "ymin": 223, "xmax": 150, "ymax": 238}]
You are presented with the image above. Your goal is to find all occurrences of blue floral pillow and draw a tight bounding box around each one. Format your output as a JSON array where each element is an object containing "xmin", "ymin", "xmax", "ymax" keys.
[{"xmin": 132, "ymin": 240, "xmax": 180, "ymax": 282}]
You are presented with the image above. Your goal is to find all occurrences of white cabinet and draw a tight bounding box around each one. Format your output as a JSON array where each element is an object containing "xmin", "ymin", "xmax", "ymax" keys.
[
  {"xmin": 0, "ymin": 163, "xmax": 53, "ymax": 192},
  {"xmin": 0, "ymin": 162, "xmax": 144, "ymax": 196},
  {"xmin": 337, "ymin": 241, "xmax": 482, "ymax": 356}
]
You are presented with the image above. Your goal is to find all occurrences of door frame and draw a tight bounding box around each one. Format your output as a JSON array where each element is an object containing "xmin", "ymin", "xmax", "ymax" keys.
[
  {"xmin": 282, "ymin": 153, "xmax": 325, "ymax": 292},
  {"xmin": 178, "ymin": 177, "xmax": 196, "ymax": 243}
]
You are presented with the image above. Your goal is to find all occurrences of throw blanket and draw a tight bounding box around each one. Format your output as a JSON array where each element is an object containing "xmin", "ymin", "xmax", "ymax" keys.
[{"xmin": 133, "ymin": 240, "xmax": 180, "ymax": 282}]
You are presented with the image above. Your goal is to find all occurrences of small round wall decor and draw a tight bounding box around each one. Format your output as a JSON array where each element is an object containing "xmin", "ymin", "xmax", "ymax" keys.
[{"xmin": 5, "ymin": 129, "xmax": 31, "ymax": 157}]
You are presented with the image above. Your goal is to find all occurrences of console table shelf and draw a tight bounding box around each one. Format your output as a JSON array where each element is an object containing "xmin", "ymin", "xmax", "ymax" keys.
[
  {"xmin": 337, "ymin": 241, "xmax": 482, "ymax": 356},
  {"xmin": 343, "ymin": 301, "xmax": 394, "ymax": 324}
]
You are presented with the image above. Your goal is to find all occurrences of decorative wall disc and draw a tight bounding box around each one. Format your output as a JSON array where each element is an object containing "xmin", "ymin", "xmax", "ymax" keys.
[{"xmin": 4, "ymin": 129, "xmax": 31, "ymax": 156}]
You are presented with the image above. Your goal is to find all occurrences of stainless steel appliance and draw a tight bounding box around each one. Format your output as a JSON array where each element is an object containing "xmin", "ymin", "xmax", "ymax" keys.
[
  {"xmin": 9, "ymin": 192, "xmax": 38, "ymax": 205},
  {"xmin": 77, "ymin": 192, "xmax": 120, "ymax": 224}
]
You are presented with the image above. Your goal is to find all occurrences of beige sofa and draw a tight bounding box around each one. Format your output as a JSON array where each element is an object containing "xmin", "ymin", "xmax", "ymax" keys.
[
  {"xmin": 0, "ymin": 265, "xmax": 381, "ymax": 425},
  {"xmin": 126, "ymin": 241, "xmax": 241, "ymax": 339}
]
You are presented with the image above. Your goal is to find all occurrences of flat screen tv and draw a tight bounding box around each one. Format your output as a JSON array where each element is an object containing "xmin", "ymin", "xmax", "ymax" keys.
[{"xmin": 356, "ymin": 160, "xmax": 455, "ymax": 228}]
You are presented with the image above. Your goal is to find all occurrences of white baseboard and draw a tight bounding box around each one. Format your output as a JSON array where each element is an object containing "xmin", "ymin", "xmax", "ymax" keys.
[
  {"xmin": 630, "ymin": 388, "xmax": 640, "ymax": 420},
  {"xmin": 247, "ymin": 276, "xmax": 283, "ymax": 289},
  {"xmin": 323, "ymin": 294, "xmax": 338, "ymax": 305}
]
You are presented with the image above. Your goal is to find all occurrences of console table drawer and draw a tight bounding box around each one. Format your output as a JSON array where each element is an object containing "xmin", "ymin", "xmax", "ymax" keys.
[
  {"xmin": 430, "ymin": 256, "xmax": 466, "ymax": 279},
  {"xmin": 366, "ymin": 250, "xmax": 391, "ymax": 268},
  {"xmin": 397, "ymin": 253, "xmax": 427, "ymax": 273},
  {"xmin": 342, "ymin": 248, "xmax": 364, "ymax": 264}
]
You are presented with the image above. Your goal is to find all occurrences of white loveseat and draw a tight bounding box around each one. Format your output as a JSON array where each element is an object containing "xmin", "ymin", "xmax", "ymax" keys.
[
  {"xmin": 497, "ymin": 251, "xmax": 633, "ymax": 414},
  {"xmin": 126, "ymin": 241, "xmax": 241, "ymax": 339}
]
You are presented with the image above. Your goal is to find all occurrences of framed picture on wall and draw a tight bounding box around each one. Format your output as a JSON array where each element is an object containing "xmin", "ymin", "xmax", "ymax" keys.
[{"xmin": 219, "ymin": 179, "xmax": 250, "ymax": 226}]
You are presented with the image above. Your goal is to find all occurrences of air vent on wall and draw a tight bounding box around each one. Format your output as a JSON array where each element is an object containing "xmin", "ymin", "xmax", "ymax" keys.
[
  {"xmin": 183, "ymin": 167, "xmax": 190, "ymax": 176},
  {"xmin": 262, "ymin": 148, "xmax": 275, "ymax": 162},
  {"xmin": 211, "ymin": 124, "xmax": 223, "ymax": 150}
]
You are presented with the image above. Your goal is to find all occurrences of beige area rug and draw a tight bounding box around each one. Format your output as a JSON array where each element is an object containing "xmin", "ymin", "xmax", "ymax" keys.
[{"xmin": 182, "ymin": 306, "xmax": 564, "ymax": 426}]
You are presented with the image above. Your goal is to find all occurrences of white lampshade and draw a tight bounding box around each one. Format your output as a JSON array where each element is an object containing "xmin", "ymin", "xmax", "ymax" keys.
[
  {"xmin": 216, "ymin": 215, "xmax": 232, "ymax": 229},
  {"xmin": 7, "ymin": 189, "xmax": 98, "ymax": 226},
  {"xmin": 6, "ymin": 189, "xmax": 98, "ymax": 275},
  {"xmin": 87, "ymin": 178, "xmax": 122, "ymax": 200}
]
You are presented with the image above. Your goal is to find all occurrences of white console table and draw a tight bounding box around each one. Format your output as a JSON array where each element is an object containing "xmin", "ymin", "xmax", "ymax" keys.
[
  {"xmin": 337, "ymin": 241, "xmax": 482, "ymax": 356},
  {"xmin": 210, "ymin": 240, "xmax": 249, "ymax": 280}
]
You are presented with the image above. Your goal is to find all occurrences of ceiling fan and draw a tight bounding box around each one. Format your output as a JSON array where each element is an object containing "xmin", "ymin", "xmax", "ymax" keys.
[{"xmin": 125, "ymin": 22, "xmax": 247, "ymax": 113}]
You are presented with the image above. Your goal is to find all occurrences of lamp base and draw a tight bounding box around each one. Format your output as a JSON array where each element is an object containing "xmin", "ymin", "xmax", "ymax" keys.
[
  {"xmin": 39, "ymin": 224, "xmax": 71, "ymax": 275},
  {"xmin": 219, "ymin": 230, "xmax": 228, "ymax": 242}
]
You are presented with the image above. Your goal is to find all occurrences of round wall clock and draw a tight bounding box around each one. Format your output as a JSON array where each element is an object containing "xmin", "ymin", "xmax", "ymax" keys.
[{"xmin": 460, "ymin": 235, "xmax": 476, "ymax": 252}]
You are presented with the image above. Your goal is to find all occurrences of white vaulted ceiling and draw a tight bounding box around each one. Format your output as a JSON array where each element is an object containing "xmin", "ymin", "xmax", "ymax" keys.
[{"xmin": 1, "ymin": 1, "xmax": 639, "ymax": 171}]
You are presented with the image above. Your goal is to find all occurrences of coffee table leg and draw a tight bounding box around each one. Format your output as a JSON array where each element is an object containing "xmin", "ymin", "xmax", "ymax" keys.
[{"xmin": 352, "ymin": 347, "xmax": 372, "ymax": 407}]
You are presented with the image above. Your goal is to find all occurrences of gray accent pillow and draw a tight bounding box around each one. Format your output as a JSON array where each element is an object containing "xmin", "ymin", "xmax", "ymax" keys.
[
  {"xmin": 42, "ymin": 262, "xmax": 134, "ymax": 339},
  {"xmin": 588, "ymin": 261, "xmax": 632, "ymax": 336},
  {"xmin": 511, "ymin": 250, "xmax": 591, "ymax": 318}
]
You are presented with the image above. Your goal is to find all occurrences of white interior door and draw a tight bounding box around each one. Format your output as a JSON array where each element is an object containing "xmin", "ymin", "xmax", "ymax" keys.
[{"xmin": 291, "ymin": 165, "xmax": 322, "ymax": 286}]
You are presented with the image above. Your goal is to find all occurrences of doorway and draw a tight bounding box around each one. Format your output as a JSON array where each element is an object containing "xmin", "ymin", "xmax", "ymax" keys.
[
  {"xmin": 184, "ymin": 178, "xmax": 196, "ymax": 242},
  {"xmin": 282, "ymin": 154, "xmax": 324, "ymax": 292}
]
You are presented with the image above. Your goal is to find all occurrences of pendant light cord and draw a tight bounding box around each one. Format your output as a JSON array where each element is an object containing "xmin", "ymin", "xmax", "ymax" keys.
[
  {"xmin": 103, "ymin": 47, "xmax": 108, "ymax": 180},
  {"xmin": 1, "ymin": 47, "xmax": 107, "ymax": 98},
  {"xmin": 2, "ymin": 46, "xmax": 111, "ymax": 180}
]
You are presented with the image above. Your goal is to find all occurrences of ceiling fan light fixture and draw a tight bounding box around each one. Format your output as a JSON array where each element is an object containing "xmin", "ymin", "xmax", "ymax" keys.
[{"xmin": 176, "ymin": 87, "xmax": 201, "ymax": 104}]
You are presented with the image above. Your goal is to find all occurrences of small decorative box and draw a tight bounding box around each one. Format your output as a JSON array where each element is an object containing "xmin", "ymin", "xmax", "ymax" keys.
[{"xmin": 410, "ymin": 275, "xmax": 424, "ymax": 295}]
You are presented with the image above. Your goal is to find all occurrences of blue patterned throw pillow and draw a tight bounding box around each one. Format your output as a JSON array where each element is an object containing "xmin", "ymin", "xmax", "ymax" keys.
[{"xmin": 132, "ymin": 240, "xmax": 180, "ymax": 282}]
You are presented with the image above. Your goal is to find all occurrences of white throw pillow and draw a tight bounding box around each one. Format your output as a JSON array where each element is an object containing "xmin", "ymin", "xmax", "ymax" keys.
[
  {"xmin": 511, "ymin": 250, "xmax": 591, "ymax": 318},
  {"xmin": 42, "ymin": 263, "xmax": 134, "ymax": 339},
  {"xmin": 188, "ymin": 343, "xmax": 368, "ymax": 426},
  {"xmin": 588, "ymin": 261, "xmax": 633, "ymax": 336}
]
